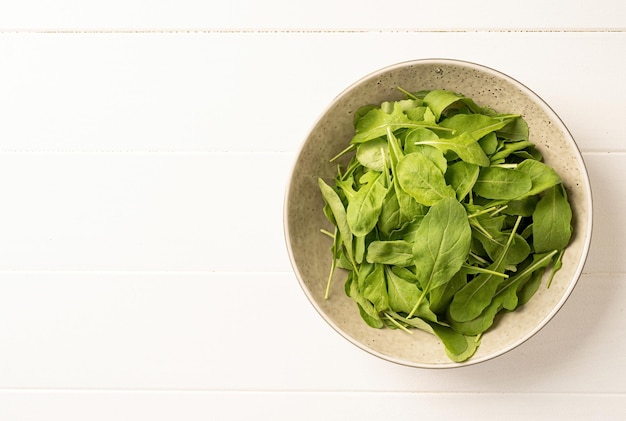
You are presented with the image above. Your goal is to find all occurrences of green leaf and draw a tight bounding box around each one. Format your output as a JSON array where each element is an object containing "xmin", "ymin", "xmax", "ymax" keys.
[
  {"xmin": 408, "ymin": 131, "xmax": 490, "ymax": 167},
  {"xmin": 422, "ymin": 89, "xmax": 463, "ymax": 121},
  {"xmin": 352, "ymin": 102, "xmax": 442, "ymax": 144},
  {"xmin": 532, "ymin": 185, "xmax": 573, "ymax": 253},
  {"xmin": 354, "ymin": 232, "xmax": 366, "ymax": 264},
  {"xmin": 403, "ymin": 128, "xmax": 439, "ymax": 155},
  {"xmin": 406, "ymin": 144, "xmax": 448, "ymax": 174},
  {"xmin": 319, "ymin": 89, "xmax": 575, "ymax": 363},
  {"xmin": 445, "ymin": 161, "xmax": 479, "ymax": 201},
  {"xmin": 502, "ymin": 195, "xmax": 539, "ymax": 217},
  {"xmin": 362, "ymin": 263, "xmax": 389, "ymax": 313},
  {"xmin": 346, "ymin": 272, "xmax": 384, "ymax": 328},
  {"xmin": 429, "ymin": 270, "xmax": 467, "ymax": 315},
  {"xmin": 356, "ymin": 138, "xmax": 389, "ymax": 172},
  {"xmin": 473, "ymin": 167, "xmax": 532, "ymax": 200},
  {"xmin": 386, "ymin": 268, "xmax": 438, "ymax": 322},
  {"xmin": 490, "ymin": 140, "xmax": 533, "ymax": 162},
  {"xmin": 347, "ymin": 171, "xmax": 388, "ymax": 237},
  {"xmin": 474, "ymin": 220, "xmax": 531, "ymax": 266},
  {"xmin": 546, "ymin": 249, "xmax": 565, "ymax": 288},
  {"xmin": 445, "ymin": 335, "xmax": 481, "ymax": 362},
  {"xmin": 448, "ymin": 216, "xmax": 523, "ymax": 322},
  {"xmin": 409, "ymin": 197, "xmax": 472, "ymax": 317},
  {"xmin": 352, "ymin": 102, "xmax": 410, "ymax": 144},
  {"xmin": 448, "ymin": 298, "xmax": 502, "ymax": 336},
  {"xmin": 397, "ymin": 152, "xmax": 456, "ymax": 206},
  {"xmin": 386, "ymin": 268, "xmax": 420, "ymax": 314},
  {"xmin": 366, "ymin": 240, "xmax": 414, "ymax": 266},
  {"xmin": 479, "ymin": 132, "xmax": 498, "ymax": 155},
  {"xmin": 377, "ymin": 187, "xmax": 403, "ymax": 238},
  {"xmin": 318, "ymin": 178, "xmax": 355, "ymax": 266},
  {"xmin": 388, "ymin": 216, "xmax": 424, "ymax": 243},
  {"xmin": 429, "ymin": 323, "xmax": 481, "ymax": 362},
  {"xmin": 516, "ymin": 159, "xmax": 562, "ymax": 198},
  {"xmin": 449, "ymin": 253, "xmax": 555, "ymax": 336},
  {"xmin": 439, "ymin": 113, "xmax": 516, "ymax": 141},
  {"xmin": 387, "ymin": 129, "xmax": 428, "ymax": 222},
  {"xmin": 496, "ymin": 116, "xmax": 529, "ymax": 141}
]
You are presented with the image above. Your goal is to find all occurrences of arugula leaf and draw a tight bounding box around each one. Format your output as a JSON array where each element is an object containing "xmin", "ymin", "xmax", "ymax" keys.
[
  {"xmin": 352, "ymin": 102, "xmax": 447, "ymax": 144},
  {"xmin": 366, "ymin": 240, "xmax": 414, "ymax": 266},
  {"xmin": 496, "ymin": 116, "xmax": 529, "ymax": 141},
  {"xmin": 346, "ymin": 171, "xmax": 388, "ymax": 237},
  {"xmin": 361, "ymin": 263, "xmax": 389, "ymax": 313},
  {"xmin": 397, "ymin": 152, "xmax": 456, "ymax": 206},
  {"xmin": 318, "ymin": 178, "xmax": 355, "ymax": 267},
  {"xmin": 386, "ymin": 267, "xmax": 438, "ymax": 322},
  {"xmin": 318, "ymin": 88, "xmax": 574, "ymax": 363},
  {"xmin": 516, "ymin": 159, "xmax": 562, "ymax": 198},
  {"xmin": 346, "ymin": 272, "xmax": 384, "ymax": 328},
  {"xmin": 439, "ymin": 113, "xmax": 517, "ymax": 141},
  {"xmin": 445, "ymin": 161, "xmax": 479, "ymax": 201},
  {"xmin": 447, "ymin": 216, "xmax": 523, "ymax": 322},
  {"xmin": 450, "ymin": 250, "xmax": 557, "ymax": 335},
  {"xmin": 473, "ymin": 167, "xmax": 532, "ymax": 200},
  {"xmin": 408, "ymin": 131, "xmax": 490, "ymax": 167},
  {"xmin": 409, "ymin": 197, "xmax": 472, "ymax": 317},
  {"xmin": 533, "ymin": 184, "xmax": 573, "ymax": 253},
  {"xmin": 356, "ymin": 138, "xmax": 389, "ymax": 172}
]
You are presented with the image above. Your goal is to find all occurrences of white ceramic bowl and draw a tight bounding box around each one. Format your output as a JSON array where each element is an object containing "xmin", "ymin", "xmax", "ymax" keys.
[{"xmin": 284, "ymin": 59, "xmax": 593, "ymax": 368}]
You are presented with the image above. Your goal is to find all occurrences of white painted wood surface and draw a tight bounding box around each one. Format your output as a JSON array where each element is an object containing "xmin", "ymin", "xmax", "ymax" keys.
[{"xmin": 1, "ymin": 3, "xmax": 625, "ymax": 420}]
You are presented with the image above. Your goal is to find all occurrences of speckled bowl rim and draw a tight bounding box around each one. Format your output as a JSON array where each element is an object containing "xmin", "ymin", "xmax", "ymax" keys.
[{"xmin": 284, "ymin": 58, "xmax": 593, "ymax": 368}]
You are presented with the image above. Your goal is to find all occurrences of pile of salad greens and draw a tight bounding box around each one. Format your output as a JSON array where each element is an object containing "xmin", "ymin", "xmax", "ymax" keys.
[{"xmin": 318, "ymin": 88, "xmax": 573, "ymax": 362}]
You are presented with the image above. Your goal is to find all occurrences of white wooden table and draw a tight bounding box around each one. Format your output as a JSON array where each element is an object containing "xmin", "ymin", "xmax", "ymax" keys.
[{"xmin": 1, "ymin": 2, "xmax": 625, "ymax": 419}]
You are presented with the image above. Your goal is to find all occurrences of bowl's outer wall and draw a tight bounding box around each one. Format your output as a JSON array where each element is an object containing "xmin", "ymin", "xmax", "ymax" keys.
[{"xmin": 285, "ymin": 59, "xmax": 592, "ymax": 368}]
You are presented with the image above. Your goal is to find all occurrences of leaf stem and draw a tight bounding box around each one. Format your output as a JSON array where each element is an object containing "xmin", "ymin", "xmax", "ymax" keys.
[
  {"xmin": 469, "ymin": 218, "xmax": 494, "ymax": 240},
  {"xmin": 490, "ymin": 205, "xmax": 508, "ymax": 217},
  {"xmin": 390, "ymin": 122, "xmax": 456, "ymax": 133},
  {"xmin": 324, "ymin": 260, "xmax": 336, "ymax": 300},
  {"xmin": 462, "ymin": 264, "xmax": 509, "ymax": 278},
  {"xmin": 506, "ymin": 216, "xmax": 523, "ymax": 248},
  {"xmin": 546, "ymin": 249, "xmax": 564, "ymax": 288},
  {"xmin": 469, "ymin": 251, "xmax": 489, "ymax": 265},
  {"xmin": 408, "ymin": 288, "xmax": 427, "ymax": 319},
  {"xmin": 492, "ymin": 163, "xmax": 518, "ymax": 169},
  {"xmin": 467, "ymin": 206, "xmax": 498, "ymax": 219},
  {"xmin": 494, "ymin": 114, "xmax": 521, "ymax": 120},
  {"xmin": 324, "ymin": 227, "xmax": 340, "ymax": 300},
  {"xmin": 387, "ymin": 310, "xmax": 437, "ymax": 333},
  {"xmin": 397, "ymin": 86, "xmax": 419, "ymax": 100},
  {"xmin": 320, "ymin": 229, "xmax": 334, "ymax": 238},
  {"xmin": 329, "ymin": 144, "xmax": 355, "ymax": 163},
  {"xmin": 495, "ymin": 249, "xmax": 558, "ymax": 295},
  {"xmin": 384, "ymin": 312, "xmax": 414, "ymax": 334}
]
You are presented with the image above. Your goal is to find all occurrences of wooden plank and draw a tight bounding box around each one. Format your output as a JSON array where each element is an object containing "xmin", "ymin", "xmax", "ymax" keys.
[
  {"xmin": 0, "ymin": 390, "xmax": 624, "ymax": 421},
  {"xmin": 0, "ymin": 152, "xmax": 293, "ymax": 272},
  {"xmin": 0, "ymin": 32, "xmax": 624, "ymax": 152},
  {"xmin": 0, "ymin": 272, "xmax": 623, "ymax": 393},
  {"xmin": 0, "ymin": 151, "xmax": 616, "ymax": 272},
  {"xmin": 1, "ymin": 0, "xmax": 625, "ymax": 31}
]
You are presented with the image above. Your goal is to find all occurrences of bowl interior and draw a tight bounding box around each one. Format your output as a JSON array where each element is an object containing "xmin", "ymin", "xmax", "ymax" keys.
[{"xmin": 285, "ymin": 59, "xmax": 592, "ymax": 368}]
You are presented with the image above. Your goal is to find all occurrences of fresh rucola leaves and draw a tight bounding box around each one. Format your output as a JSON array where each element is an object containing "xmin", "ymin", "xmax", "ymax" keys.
[
  {"xmin": 397, "ymin": 152, "xmax": 456, "ymax": 206},
  {"xmin": 356, "ymin": 138, "xmax": 389, "ymax": 172},
  {"xmin": 346, "ymin": 171, "xmax": 387, "ymax": 237},
  {"xmin": 318, "ymin": 88, "xmax": 574, "ymax": 362},
  {"xmin": 445, "ymin": 161, "xmax": 479, "ymax": 201},
  {"xmin": 410, "ymin": 197, "xmax": 472, "ymax": 316},
  {"xmin": 533, "ymin": 184, "xmax": 573, "ymax": 253},
  {"xmin": 473, "ymin": 167, "xmax": 532, "ymax": 200}
]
